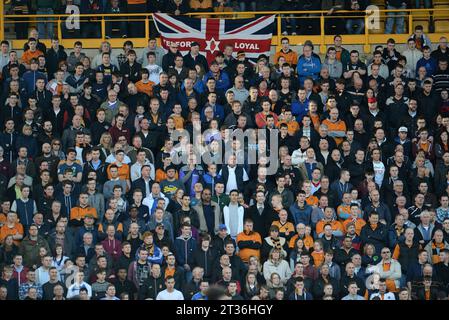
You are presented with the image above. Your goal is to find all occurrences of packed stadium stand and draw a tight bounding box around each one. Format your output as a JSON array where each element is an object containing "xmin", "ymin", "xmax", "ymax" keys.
[{"xmin": 0, "ymin": 0, "xmax": 448, "ymax": 302}]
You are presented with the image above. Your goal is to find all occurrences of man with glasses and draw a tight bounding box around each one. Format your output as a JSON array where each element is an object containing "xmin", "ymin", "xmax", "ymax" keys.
[
  {"xmin": 371, "ymin": 247, "xmax": 402, "ymax": 294},
  {"xmin": 162, "ymin": 42, "xmax": 182, "ymax": 73}
]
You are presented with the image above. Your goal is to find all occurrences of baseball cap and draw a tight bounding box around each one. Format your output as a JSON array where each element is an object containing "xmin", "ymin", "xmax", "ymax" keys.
[
  {"xmin": 84, "ymin": 213, "xmax": 95, "ymax": 219},
  {"xmin": 130, "ymin": 204, "xmax": 138, "ymax": 210},
  {"xmin": 218, "ymin": 224, "xmax": 227, "ymax": 230},
  {"xmin": 398, "ymin": 126, "xmax": 408, "ymax": 133},
  {"xmin": 237, "ymin": 50, "xmax": 245, "ymax": 57},
  {"xmin": 156, "ymin": 222, "xmax": 165, "ymax": 228},
  {"xmin": 214, "ymin": 51, "xmax": 224, "ymax": 57},
  {"xmin": 191, "ymin": 41, "xmax": 200, "ymax": 47},
  {"xmin": 367, "ymin": 97, "xmax": 377, "ymax": 104}
]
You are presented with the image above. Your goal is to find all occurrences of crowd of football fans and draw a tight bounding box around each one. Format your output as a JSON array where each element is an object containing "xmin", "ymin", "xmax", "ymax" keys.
[{"xmin": 0, "ymin": 1, "xmax": 449, "ymax": 301}]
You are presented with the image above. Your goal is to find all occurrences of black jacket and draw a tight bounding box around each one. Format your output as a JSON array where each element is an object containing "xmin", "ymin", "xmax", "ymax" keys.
[
  {"xmin": 138, "ymin": 275, "xmax": 165, "ymax": 300},
  {"xmin": 360, "ymin": 223, "xmax": 388, "ymax": 254},
  {"xmin": 183, "ymin": 52, "xmax": 209, "ymax": 73},
  {"xmin": 162, "ymin": 265, "xmax": 185, "ymax": 290},
  {"xmin": 244, "ymin": 204, "xmax": 273, "ymax": 239},
  {"xmin": 191, "ymin": 247, "xmax": 217, "ymax": 279},
  {"xmin": 120, "ymin": 61, "xmax": 142, "ymax": 83},
  {"xmin": 183, "ymin": 279, "xmax": 202, "ymax": 300},
  {"xmin": 45, "ymin": 46, "xmax": 68, "ymax": 79}
]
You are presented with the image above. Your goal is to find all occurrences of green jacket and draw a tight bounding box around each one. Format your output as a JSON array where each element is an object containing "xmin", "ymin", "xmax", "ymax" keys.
[
  {"xmin": 19, "ymin": 235, "xmax": 51, "ymax": 268},
  {"xmin": 211, "ymin": 194, "xmax": 230, "ymax": 211}
]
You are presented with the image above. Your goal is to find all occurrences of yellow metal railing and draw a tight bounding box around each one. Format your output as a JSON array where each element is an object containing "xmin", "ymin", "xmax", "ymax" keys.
[{"xmin": 1, "ymin": 9, "xmax": 448, "ymax": 53}]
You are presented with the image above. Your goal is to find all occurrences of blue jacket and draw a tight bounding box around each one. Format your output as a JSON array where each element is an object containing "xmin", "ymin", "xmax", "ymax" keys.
[
  {"xmin": 297, "ymin": 56, "xmax": 321, "ymax": 85},
  {"xmin": 76, "ymin": 226, "xmax": 99, "ymax": 248},
  {"xmin": 201, "ymin": 104, "xmax": 225, "ymax": 122},
  {"xmin": 16, "ymin": 135, "xmax": 38, "ymax": 159},
  {"xmin": 135, "ymin": 244, "xmax": 163, "ymax": 265},
  {"xmin": 174, "ymin": 235, "xmax": 197, "ymax": 267},
  {"xmin": 291, "ymin": 98, "xmax": 309, "ymax": 123},
  {"xmin": 23, "ymin": 70, "xmax": 47, "ymax": 94},
  {"xmin": 290, "ymin": 202, "xmax": 312, "ymax": 226},
  {"xmin": 416, "ymin": 56, "xmax": 437, "ymax": 77},
  {"xmin": 15, "ymin": 199, "xmax": 35, "ymax": 227},
  {"xmin": 203, "ymin": 71, "xmax": 231, "ymax": 93},
  {"xmin": 201, "ymin": 173, "xmax": 223, "ymax": 195}
]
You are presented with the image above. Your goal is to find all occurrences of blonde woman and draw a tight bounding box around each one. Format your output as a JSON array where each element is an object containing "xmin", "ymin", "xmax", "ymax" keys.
[
  {"xmin": 412, "ymin": 152, "xmax": 434, "ymax": 177},
  {"xmin": 262, "ymin": 248, "xmax": 292, "ymax": 285},
  {"xmin": 97, "ymin": 132, "xmax": 113, "ymax": 162}
]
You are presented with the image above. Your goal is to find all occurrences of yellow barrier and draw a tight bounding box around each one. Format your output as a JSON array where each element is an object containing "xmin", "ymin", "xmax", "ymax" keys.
[{"xmin": 1, "ymin": 9, "xmax": 448, "ymax": 53}]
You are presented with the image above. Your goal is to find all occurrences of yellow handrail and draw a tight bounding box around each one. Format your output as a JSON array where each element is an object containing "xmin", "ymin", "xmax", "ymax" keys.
[
  {"xmin": 3, "ymin": 8, "xmax": 449, "ymax": 18},
  {"xmin": 1, "ymin": 9, "xmax": 448, "ymax": 53}
]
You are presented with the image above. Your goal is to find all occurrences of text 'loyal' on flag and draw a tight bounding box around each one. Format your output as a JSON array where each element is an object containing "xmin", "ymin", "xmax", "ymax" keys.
[{"xmin": 153, "ymin": 13, "xmax": 275, "ymax": 63}]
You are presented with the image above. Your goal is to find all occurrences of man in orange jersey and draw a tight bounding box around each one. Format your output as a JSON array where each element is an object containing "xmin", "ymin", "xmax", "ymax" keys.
[
  {"xmin": 21, "ymin": 38, "xmax": 43, "ymax": 69},
  {"xmin": 274, "ymin": 38, "xmax": 298, "ymax": 69},
  {"xmin": 315, "ymin": 207, "xmax": 344, "ymax": 238},
  {"xmin": 0, "ymin": 211, "xmax": 24, "ymax": 245},
  {"xmin": 302, "ymin": 180, "xmax": 319, "ymax": 207},
  {"xmin": 70, "ymin": 192, "xmax": 98, "ymax": 229},
  {"xmin": 271, "ymin": 209, "xmax": 295, "ymax": 242},
  {"xmin": 277, "ymin": 109, "xmax": 299, "ymax": 137},
  {"xmin": 322, "ymin": 107, "xmax": 347, "ymax": 146},
  {"xmin": 337, "ymin": 193, "xmax": 352, "ymax": 221},
  {"xmin": 289, "ymin": 222, "xmax": 314, "ymax": 250},
  {"xmin": 343, "ymin": 204, "xmax": 366, "ymax": 236},
  {"xmin": 236, "ymin": 219, "xmax": 262, "ymax": 263},
  {"xmin": 135, "ymin": 69, "xmax": 155, "ymax": 97}
]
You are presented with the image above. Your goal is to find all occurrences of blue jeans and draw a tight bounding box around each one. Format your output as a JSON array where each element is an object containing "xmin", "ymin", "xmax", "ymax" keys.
[
  {"xmin": 37, "ymin": 8, "xmax": 54, "ymax": 39},
  {"xmin": 281, "ymin": 14, "xmax": 298, "ymax": 34},
  {"xmin": 385, "ymin": 4, "xmax": 406, "ymax": 34},
  {"xmin": 346, "ymin": 18, "xmax": 365, "ymax": 34},
  {"xmin": 415, "ymin": 0, "xmax": 432, "ymax": 8},
  {"xmin": 238, "ymin": 1, "xmax": 256, "ymax": 11}
]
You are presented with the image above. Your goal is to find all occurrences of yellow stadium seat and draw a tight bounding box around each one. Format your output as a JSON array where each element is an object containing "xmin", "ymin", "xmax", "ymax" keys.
[
  {"xmin": 434, "ymin": 9, "xmax": 449, "ymax": 19},
  {"xmin": 413, "ymin": 20, "xmax": 430, "ymax": 33},
  {"xmin": 435, "ymin": 19, "xmax": 449, "ymax": 32},
  {"xmin": 434, "ymin": 0, "xmax": 449, "ymax": 5}
]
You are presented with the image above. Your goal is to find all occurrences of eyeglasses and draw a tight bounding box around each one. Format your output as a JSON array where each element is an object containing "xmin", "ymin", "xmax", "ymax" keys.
[
  {"xmin": 381, "ymin": 251, "xmax": 390, "ymax": 254},
  {"xmin": 53, "ymin": 143, "xmax": 60, "ymax": 146}
]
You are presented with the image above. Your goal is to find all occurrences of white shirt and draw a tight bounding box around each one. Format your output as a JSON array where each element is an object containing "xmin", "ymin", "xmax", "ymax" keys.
[
  {"xmin": 130, "ymin": 160, "xmax": 155, "ymax": 182},
  {"xmin": 372, "ymin": 161, "xmax": 385, "ymax": 187},
  {"xmin": 35, "ymin": 267, "xmax": 52, "ymax": 286},
  {"xmin": 105, "ymin": 154, "xmax": 131, "ymax": 164},
  {"xmin": 143, "ymin": 192, "xmax": 169, "ymax": 211},
  {"xmin": 145, "ymin": 64, "xmax": 162, "ymax": 84},
  {"xmin": 156, "ymin": 289, "xmax": 184, "ymax": 300},
  {"xmin": 67, "ymin": 282, "xmax": 92, "ymax": 298},
  {"xmin": 369, "ymin": 292, "xmax": 396, "ymax": 300}
]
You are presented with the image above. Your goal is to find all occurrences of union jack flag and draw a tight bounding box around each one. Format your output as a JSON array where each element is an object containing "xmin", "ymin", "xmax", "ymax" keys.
[{"xmin": 153, "ymin": 13, "xmax": 275, "ymax": 63}]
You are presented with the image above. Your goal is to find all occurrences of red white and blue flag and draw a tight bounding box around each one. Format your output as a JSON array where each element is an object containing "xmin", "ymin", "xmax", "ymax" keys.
[{"xmin": 153, "ymin": 13, "xmax": 275, "ymax": 63}]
